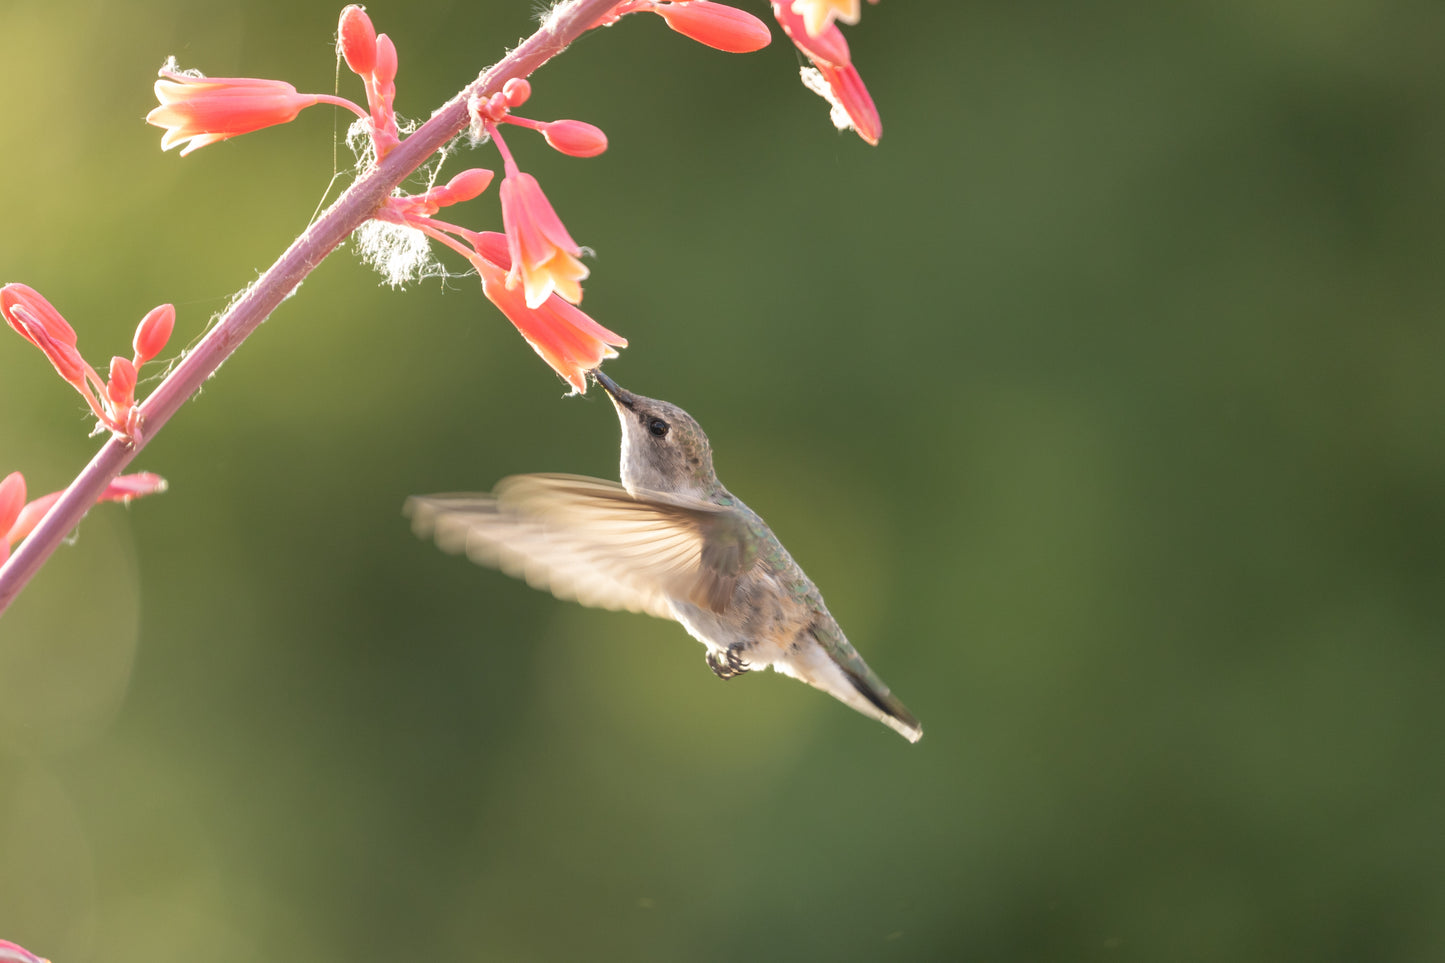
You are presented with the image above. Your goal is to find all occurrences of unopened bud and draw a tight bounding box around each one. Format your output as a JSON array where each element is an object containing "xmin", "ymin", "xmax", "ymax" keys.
[
  {"xmin": 108, "ymin": 357, "xmax": 138, "ymax": 409},
  {"xmin": 21, "ymin": 320, "xmax": 89, "ymax": 389},
  {"xmin": 438, "ymin": 168, "xmax": 496, "ymax": 205},
  {"xmin": 133, "ymin": 304, "xmax": 175, "ymax": 366},
  {"xmin": 542, "ymin": 120, "xmax": 608, "ymax": 158},
  {"xmin": 374, "ymin": 33, "xmax": 398, "ymax": 88},
  {"xmin": 470, "ymin": 231, "xmax": 513, "ymax": 271},
  {"xmin": 1, "ymin": 283, "xmax": 77, "ymax": 348},
  {"xmin": 503, "ymin": 78, "xmax": 532, "ymax": 108},
  {"xmin": 338, "ymin": 5, "xmax": 378, "ymax": 76},
  {"xmin": 655, "ymin": 1, "xmax": 772, "ymax": 54},
  {"xmin": 0, "ymin": 472, "xmax": 26, "ymax": 537}
]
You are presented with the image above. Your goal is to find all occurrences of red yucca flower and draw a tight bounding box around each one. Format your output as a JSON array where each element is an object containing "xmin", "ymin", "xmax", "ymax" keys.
[{"xmin": 467, "ymin": 232, "xmax": 625, "ymax": 394}]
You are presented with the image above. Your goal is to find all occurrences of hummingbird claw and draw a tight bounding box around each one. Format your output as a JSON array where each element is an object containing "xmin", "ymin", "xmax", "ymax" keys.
[{"xmin": 705, "ymin": 643, "xmax": 751, "ymax": 680}]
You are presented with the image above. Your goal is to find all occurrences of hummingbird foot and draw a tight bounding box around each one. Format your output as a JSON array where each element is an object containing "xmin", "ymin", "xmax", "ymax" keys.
[{"xmin": 705, "ymin": 644, "xmax": 751, "ymax": 680}]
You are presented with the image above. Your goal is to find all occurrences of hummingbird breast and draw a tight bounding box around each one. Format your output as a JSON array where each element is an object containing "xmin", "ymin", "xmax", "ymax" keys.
[{"xmin": 667, "ymin": 564, "xmax": 817, "ymax": 667}]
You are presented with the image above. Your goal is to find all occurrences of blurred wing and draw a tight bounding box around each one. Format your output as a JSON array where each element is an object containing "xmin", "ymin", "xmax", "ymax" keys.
[{"xmin": 405, "ymin": 474, "xmax": 757, "ymax": 619}]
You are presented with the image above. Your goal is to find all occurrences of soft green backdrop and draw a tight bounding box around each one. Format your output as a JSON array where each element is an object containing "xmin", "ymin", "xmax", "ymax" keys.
[{"xmin": 2, "ymin": 1, "xmax": 1443, "ymax": 960}]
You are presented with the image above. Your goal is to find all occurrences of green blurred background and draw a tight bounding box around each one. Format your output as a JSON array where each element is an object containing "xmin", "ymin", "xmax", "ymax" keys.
[{"xmin": 3, "ymin": 1, "xmax": 1444, "ymax": 960}]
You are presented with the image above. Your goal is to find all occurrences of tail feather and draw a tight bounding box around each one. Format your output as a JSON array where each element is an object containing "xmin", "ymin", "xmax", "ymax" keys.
[{"xmin": 840, "ymin": 664, "xmax": 923, "ymax": 743}]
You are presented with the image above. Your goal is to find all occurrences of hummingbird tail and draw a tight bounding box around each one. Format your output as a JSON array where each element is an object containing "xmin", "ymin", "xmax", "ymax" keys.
[{"xmin": 839, "ymin": 664, "xmax": 924, "ymax": 744}]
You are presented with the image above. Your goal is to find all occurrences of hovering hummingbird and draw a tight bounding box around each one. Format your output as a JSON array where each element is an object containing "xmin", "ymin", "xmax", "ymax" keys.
[{"xmin": 405, "ymin": 370, "xmax": 922, "ymax": 742}]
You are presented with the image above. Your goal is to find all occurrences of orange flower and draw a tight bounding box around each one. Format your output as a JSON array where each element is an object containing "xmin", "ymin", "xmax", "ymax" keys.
[
  {"xmin": 498, "ymin": 172, "xmax": 590, "ymax": 309},
  {"xmin": 786, "ymin": 0, "xmax": 872, "ymax": 38},
  {"xmin": 468, "ymin": 232, "xmax": 624, "ymax": 394},
  {"xmin": 770, "ymin": 0, "xmax": 881, "ymax": 145},
  {"xmin": 147, "ymin": 70, "xmax": 351, "ymax": 155}
]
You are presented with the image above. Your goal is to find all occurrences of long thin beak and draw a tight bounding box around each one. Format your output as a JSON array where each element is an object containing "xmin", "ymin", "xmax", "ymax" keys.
[{"xmin": 592, "ymin": 368, "xmax": 635, "ymax": 410}]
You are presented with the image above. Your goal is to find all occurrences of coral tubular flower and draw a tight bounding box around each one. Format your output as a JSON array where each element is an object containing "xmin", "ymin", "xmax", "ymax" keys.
[
  {"xmin": 772, "ymin": 1, "xmax": 850, "ymax": 67},
  {"xmin": 147, "ymin": 70, "xmax": 362, "ymax": 155},
  {"xmin": 0, "ymin": 939, "xmax": 50, "ymax": 963},
  {"xmin": 652, "ymin": 1, "xmax": 773, "ymax": 53},
  {"xmin": 498, "ymin": 171, "xmax": 590, "ymax": 309},
  {"xmin": 2, "ymin": 472, "xmax": 170, "ymax": 561},
  {"xmin": 770, "ymin": 0, "xmax": 881, "ymax": 144},
  {"xmin": 468, "ymin": 232, "xmax": 625, "ymax": 394},
  {"xmin": 788, "ymin": 0, "xmax": 868, "ymax": 38},
  {"xmin": 811, "ymin": 61, "xmax": 880, "ymax": 145}
]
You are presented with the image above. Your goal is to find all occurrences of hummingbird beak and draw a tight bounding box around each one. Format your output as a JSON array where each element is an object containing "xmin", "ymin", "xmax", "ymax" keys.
[{"xmin": 592, "ymin": 368, "xmax": 636, "ymax": 410}]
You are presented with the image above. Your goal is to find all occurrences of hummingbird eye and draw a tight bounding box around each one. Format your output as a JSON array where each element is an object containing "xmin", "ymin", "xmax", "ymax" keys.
[{"xmin": 648, "ymin": 417, "xmax": 670, "ymax": 438}]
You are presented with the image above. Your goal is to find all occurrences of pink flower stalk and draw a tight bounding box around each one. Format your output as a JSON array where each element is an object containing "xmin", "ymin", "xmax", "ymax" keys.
[
  {"xmin": 466, "ymin": 232, "xmax": 625, "ymax": 394},
  {"xmin": 0, "ymin": 939, "xmax": 50, "ymax": 963},
  {"xmin": 1, "ymin": 471, "xmax": 167, "ymax": 563},
  {"xmin": 770, "ymin": 0, "xmax": 881, "ymax": 145},
  {"xmin": 147, "ymin": 70, "xmax": 366, "ymax": 155}
]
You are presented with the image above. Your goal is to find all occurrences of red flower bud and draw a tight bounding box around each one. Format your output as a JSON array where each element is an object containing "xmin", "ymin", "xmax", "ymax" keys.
[
  {"xmin": 655, "ymin": 1, "xmax": 773, "ymax": 53},
  {"xmin": 339, "ymin": 5, "xmax": 378, "ymax": 76},
  {"xmin": 1, "ymin": 283, "xmax": 77, "ymax": 348},
  {"xmin": 133, "ymin": 303, "xmax": 175, "ymax": 366},
  {"xmin": 0, "ymin": 472, "xmax": 26, "ymax": 539},
  {"xmin": 108, "ymin": 356, "xmax": 138, "ymax": 410},
  {"xmin": 439, "ymin": 168, "xmax": 496, "ymax": 205},
  {"xmin": 542, "ymin": 120, "xmax": 609, "ymax": 158},
  {"xmin": 503, "ymin": 78, "xmax": 532, "ymax": 108},
  {"xmin": 374, "ymin": 34, "xmax": 398, "ymax": 90}
]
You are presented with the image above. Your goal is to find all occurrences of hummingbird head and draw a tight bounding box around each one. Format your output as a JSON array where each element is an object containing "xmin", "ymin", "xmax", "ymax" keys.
[{"xmin": 593, "ymin": 369, "xmax": 718, "ymax": 497}]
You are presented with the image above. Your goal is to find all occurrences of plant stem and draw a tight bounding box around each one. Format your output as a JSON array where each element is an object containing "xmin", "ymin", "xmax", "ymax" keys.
[{"xmin": 0, "ymin": 0, "xmax": 623, "ymax": 615}]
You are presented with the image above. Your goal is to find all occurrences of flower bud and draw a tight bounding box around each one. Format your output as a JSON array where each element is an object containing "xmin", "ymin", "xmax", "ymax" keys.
[
  {"xmin": 374, "ymin": 35, "xmax": 397, "ymax": 87},
  {"xmin": 1, "ymin": 283, "xmax": 77, "ymax": 348},
  {"xmin": 108, "ymin": 356, "xmax": 138, "ymax": 410},
  {"xmin": 0, "ymin": 472, "xmax": 26, "ymax": 537},
  {"xmin": 655, "ymin": 1, "xmax": 772, "ymax": 54},
  {"xmin": 133, "ymin": 303, "xmax": 175, "ymax": 366},
  {"xmin": 503, "ymin": 78, "xmax": 532, "ymax": 108},
  {"xmin": 542, "ymin": 120, "xmax": 608, "ymax": 158},
  {"xmin": 437, "ymin": 168, "xmax": 496, "ymax": 206},
  {"xmin": 339, "ymin": 5, "xmax": 378, "ymax": 76}
]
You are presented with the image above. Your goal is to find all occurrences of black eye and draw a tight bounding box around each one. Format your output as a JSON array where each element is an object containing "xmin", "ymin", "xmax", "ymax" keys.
[{"xmin": 648, "ymin": 418, "xmax": 670, "ymax": 438}]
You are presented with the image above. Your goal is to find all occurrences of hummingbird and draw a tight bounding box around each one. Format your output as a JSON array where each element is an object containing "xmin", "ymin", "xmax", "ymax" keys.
[{"xmin": 405, "ymin": 370, "xmax": 922, "ymax": 743}]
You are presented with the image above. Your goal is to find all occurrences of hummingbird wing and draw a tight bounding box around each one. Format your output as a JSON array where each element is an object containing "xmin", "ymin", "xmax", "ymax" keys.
[{"xmin": 405, "ymin": 474, "xmax": 758, "ymax": 619}]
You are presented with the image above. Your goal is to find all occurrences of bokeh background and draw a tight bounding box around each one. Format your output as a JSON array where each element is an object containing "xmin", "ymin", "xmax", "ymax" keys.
[{"xmin": 3, "ymin": 1, "xmax": 1444, "ymax": 960}]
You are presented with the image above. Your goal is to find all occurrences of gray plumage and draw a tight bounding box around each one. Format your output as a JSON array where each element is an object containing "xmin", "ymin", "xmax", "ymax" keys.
[{"xmin": 406, "ymin": 370, "xmax": 921, "ymax": 742}]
